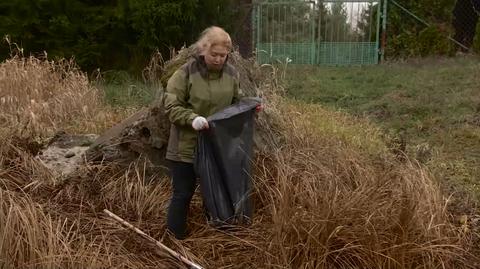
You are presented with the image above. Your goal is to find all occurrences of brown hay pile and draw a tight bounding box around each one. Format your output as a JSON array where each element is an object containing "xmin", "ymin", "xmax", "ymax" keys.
[{"xmin": 0, "ymin": 51, "xmax": 478, "ymax": 268}]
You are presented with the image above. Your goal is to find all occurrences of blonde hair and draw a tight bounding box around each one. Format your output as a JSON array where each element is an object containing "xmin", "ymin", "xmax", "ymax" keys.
[{"xmin": 195, "ymin": 26, "xmax": 232, "ymax": 55}]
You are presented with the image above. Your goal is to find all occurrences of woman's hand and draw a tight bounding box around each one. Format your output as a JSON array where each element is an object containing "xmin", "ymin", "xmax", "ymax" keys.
[{"xmin": 192, "ymin": 116, "xmax": 209, "ymax": 131}]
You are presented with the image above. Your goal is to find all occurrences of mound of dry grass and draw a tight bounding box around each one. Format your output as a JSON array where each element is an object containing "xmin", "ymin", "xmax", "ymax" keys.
[
  {"xmin": 256, "ymin": 100, "xmax": 472, "ymax": 268},
  {"xmin": 0, "ymin": 52, "xmax": 477, "ymax": 268},
  {"xmin": 0, "ymin": 54, "xmax": 130, "ymax": 137}
]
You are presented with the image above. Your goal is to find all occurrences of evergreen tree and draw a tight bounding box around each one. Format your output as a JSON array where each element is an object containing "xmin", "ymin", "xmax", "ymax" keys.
[{"xmin": 0, "ymin": 0, "xmax": 238, "ymax": 73}]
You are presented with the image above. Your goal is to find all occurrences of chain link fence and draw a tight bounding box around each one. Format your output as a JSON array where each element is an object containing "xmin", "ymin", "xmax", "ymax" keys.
[{"xmin": 231, "ymin": 0, "xmax": 479, "ymax": 61}]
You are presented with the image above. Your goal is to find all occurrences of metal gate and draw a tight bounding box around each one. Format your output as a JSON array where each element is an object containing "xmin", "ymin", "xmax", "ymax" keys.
[
  {"xmin": 253, "ymin": 1, "xmax": 316, "ymax": 64},
  {"xmin": 253, "ymin": 0, "xmax": 382, "ymax": 65}
]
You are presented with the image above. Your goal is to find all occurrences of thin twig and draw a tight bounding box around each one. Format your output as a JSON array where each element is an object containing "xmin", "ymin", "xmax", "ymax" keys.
[{"xmin": 103, "ymin": 209, "xmax": 204, "ymax": 269}]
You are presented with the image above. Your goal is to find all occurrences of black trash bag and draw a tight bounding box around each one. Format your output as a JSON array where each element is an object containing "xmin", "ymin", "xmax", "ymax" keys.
[{"xmin": 194, "ymin": 97, "xmax": 261, "ymax": 226}]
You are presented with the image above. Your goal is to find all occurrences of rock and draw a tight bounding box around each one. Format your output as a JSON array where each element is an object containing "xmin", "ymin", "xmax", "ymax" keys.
[{"xmin": 36, "ymin": 133, "xmax": 97, "ymax": 177}]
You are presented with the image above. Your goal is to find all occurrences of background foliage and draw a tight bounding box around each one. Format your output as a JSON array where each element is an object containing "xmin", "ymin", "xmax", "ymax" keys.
[
  {"xmin": 0, "ymin": 0, "xmax": 238, "ymax": 73},
  {"xmin": 0, "ymin": 0, "xmax": 479, "ymax": 73}
]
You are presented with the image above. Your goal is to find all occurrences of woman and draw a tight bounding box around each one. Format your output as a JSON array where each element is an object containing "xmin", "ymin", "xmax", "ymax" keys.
[{"xmin": 163, "ymin": 26, "xmax": 242, "ymax": 239}]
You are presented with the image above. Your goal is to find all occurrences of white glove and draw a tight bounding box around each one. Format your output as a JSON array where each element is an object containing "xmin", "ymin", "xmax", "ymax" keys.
[{"xmin": 192, "ymin": 116, "xmax": 209, "ymax": 131}]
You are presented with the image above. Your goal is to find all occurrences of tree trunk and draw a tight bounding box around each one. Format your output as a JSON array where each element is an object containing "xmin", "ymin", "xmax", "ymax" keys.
[
  {"xmin": 453, "ymin": 0, "xmax": 479, "ymax": 50},
  {"xmin": 233, "ymin": 0, "xmax": 253, "ymax": 58}
]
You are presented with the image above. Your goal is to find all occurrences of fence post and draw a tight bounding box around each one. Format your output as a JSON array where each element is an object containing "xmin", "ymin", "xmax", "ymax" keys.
[{"xmin": 381, "ymin": 0, "xmax": 388, "ymax": 62}]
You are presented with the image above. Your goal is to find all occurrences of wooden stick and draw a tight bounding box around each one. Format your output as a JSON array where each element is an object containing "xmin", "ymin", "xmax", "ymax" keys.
[{"xmin": 103, "ymin": 209, "xmax": 204, "ymax": 269}]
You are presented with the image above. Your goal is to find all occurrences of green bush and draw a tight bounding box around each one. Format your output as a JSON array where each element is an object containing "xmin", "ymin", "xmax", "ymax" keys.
[
  {"xmin": 386, "ymin": 0, "xmax": 458, "ymax": 58},
  {"xmin": 417, "ymin": 26, "xmax": 453, "ymax": 56}
]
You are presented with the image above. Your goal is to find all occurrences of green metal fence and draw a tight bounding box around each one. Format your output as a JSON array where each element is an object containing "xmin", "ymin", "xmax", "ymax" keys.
[
  {"xmin": 254, "ymin": 1, "xmax": 317, "ymax": 64},
  {"xmin": 253, "ymin": 0, "xmax": 382, "ymax": 65}
]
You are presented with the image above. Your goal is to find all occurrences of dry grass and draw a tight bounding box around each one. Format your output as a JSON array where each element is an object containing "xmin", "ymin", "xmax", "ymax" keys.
[
  {"xmin": 0, "ymin": 54, "xmax": 478, "ymax": 268},
  {"xmin": 257, "ymin": 100, "xmax": 472, "ymax": 268},
  {"xmin": 0, "ymin": 54, "xmax": 131, "ymax": 138}
]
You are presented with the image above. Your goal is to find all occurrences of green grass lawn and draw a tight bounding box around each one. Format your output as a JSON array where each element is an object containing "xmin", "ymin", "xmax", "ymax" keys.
[
  {"xmin": 285, "ymin": 56, "xmax": 480, "ymax": 199},
  {"xmin": 95, "ymin": 70, "xmax": 160, "ymax": 108}
]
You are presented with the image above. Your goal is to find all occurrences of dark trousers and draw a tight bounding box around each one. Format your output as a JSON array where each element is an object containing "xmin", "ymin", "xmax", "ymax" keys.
[{"xmin": 167, "ymin": 161, "xmax": 197, "ymax": 239}]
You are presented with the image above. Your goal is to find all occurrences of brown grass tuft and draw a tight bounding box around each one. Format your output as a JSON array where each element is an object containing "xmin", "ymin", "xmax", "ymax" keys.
[{"xmin": 0, "ymin": 54, "xmax": 130, "ymax": 138}]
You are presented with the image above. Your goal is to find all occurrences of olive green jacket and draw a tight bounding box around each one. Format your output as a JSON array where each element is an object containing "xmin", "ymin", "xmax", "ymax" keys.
[{"xmin": 163, "ymin": 55, "xmax": 241, "ymax": 163}]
